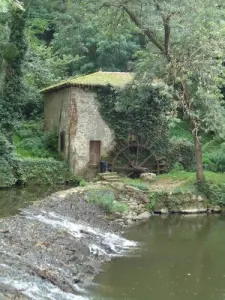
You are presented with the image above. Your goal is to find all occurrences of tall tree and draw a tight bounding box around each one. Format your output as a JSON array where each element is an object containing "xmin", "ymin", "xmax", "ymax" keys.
[
  {"xmin": 0, "ymin": 0, "xmax": 28, "ymax": 131},
  {"xmin": 100, "ymin": 0, "xmax": 225, "ymax": 182}
]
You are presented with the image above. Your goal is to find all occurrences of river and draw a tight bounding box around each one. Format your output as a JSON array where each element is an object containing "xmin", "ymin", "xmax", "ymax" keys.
[
  {"xmin": 90, "ymin": 215, "xmax": 225, "ymax": 300},
  {"xmin": 0, "ymin": 185, "xmax": 69, "ymax": 218},
  {"xmin": 1, "ymin": 188, "xmax": 225, "ymax": 300}
]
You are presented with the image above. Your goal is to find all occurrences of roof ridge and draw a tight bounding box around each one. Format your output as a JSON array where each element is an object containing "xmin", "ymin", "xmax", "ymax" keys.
[{"xmin": 41, "ymin": 71, "xmax": 133, "ymax": 93}]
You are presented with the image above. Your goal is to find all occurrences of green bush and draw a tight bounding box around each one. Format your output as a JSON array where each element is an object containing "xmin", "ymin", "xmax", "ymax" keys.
[
  {"xmin": 197, "ymin": 181, "xmax": 225, "ymax": 207},
  {"xmin": 0, "ymin": 133, "xmax": 13, "ymax": 156},
  {"xmin": 13, "ymin": 121, "xmax": 59, "ymax": 159},
  {"xmin": 79, "ymin": 179, "xmax": 88, "ymax": 187},
  {"xmin": 0, "ymin": 126, "xmax": 72, "ymax": 187},
  {"xmin": 170, "ymin": 138, "xmax": 195, "ymax": 171},
  {"xmin": 0, "ymin": 133, "xmax": 16, "ymax": 187},
  {"xmin": 85, "ymin": 189, "xmax": 128, "ymax": 214},
  {"xmin": 0, "ymin": 157, "xmax": 16, "ymax": 187},
  {"xmin": 204, "ymin": 150, "xmax": 225, "ymax": 172},
  {"xmin": 13, "ymin": 156, "xmax": 69, "ymax": 185}
]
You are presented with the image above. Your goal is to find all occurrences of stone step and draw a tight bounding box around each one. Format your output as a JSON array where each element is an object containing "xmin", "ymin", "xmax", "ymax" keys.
[
  {"xmin": 101, "ymin": 174, "xmax": 120, "ymax": 178},
  {"xmin": 102, "ymin": 178, "xmax": 121, "ymax": 182},
  {"xmin": 103, "ymin": 178, "xmax": 121, "ymax": 182},
  {"xmin": 99, "ymin": 172, "xmax": 118, "ymax": 177}
]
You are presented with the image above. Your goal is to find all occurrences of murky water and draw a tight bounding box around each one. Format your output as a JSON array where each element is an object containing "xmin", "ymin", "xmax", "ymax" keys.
[
  {"xmin": 0, "ymin": 185, "xmax": 69, "ymax": 217},
  {"xmin": 2, "ymin": 188, "xmax": 225, "ymax": 300},
  {"xmin": 90, "ymin": 215, "xmax": 225, "ymax": 300}
]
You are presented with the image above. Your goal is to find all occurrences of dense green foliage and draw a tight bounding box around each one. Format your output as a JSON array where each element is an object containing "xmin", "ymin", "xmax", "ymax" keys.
[
  {"xmin": 13, "ymin": 121, "xmax": 59, "ymax": 158},
  {"xmin": 0, "ymin": 122, "xmax": 69, "ymax": 188},
  {"xmin": 14, "ymin": 156, "xmax": 69, "ymax": 186},
  {"xmin": 170, "ymin": 138, "xmax": 195, "ymax": 171},
  {"xmin": 0, "ymin": 2, "xmax": 27, "ymax": 130},
  {"xmin": 198, "ymin": 181, "xmax": 225, "ymax": 207},
  {"xmin": 97, "ymin": 84, "xmax": 171, "ymax": 159},
  {"xmin": 1, "ymin": 0, "xmax": 225, "ymax": 187},
  {"xmin": 100, "ymin": 0, "xmax": 225, "ymax": 182},
  {"xmin": 0, "ymin": 133, "xmax": 16, "ymax": 187}
]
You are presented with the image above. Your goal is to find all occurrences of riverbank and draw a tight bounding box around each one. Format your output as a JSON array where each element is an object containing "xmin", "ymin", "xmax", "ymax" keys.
[
  {"xmin": 0, "ymin": 186, "xmax": 139, "ymax": 299},
  {"xmin": 1, "ymin": 172, "xmax": 224, "ymax": 299}
]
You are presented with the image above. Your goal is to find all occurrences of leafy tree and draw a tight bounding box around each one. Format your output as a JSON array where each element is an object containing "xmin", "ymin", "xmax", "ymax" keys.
[
  {"xmin": 0, "ymin": 1, "xmax": 28, "ymax": 131},
  {"xmin": 28, "ymin": 0, "xmax": 141, "ymax": 77},
  {"xmin": 100, "ymin": 0, "xmax": 225, "ymax": 182}
]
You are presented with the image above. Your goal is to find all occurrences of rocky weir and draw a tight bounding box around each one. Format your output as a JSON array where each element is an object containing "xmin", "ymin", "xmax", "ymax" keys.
[{"xmin": 0, "ymin": 188, "xmax": 139, "ymax": 300}]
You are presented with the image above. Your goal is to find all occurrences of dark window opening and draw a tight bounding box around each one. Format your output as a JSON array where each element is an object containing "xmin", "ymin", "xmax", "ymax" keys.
[
  {"xmin": 128, "ymin": 134, "xmax": 137, "ymax": 144},
  {"xmin": 89, "ymin": 140, "xmax": 101, "ymax": 165},
  {"xmin": 128, "ymin": 134, "xmax": 137, "ymax": 154},
  {"xmin": 60, "ymin": 131, "xmax": 66, "ymax": 152}
]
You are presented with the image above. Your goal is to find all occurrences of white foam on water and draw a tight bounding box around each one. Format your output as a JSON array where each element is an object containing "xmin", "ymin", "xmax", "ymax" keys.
[
  {"xmin": 24, "ymin": 211, "xmax": 138, "ymax": 257},
  {"xmin": 0, "ymin": 263, "xmax": 11, "ymax": 269},
  {"xmin": 89, "ymin": 244, "xmax": 108, "ymax": 256},
  {"xmin": 1, "ymin": 278, "xmax": 90, "ymax": 300}
]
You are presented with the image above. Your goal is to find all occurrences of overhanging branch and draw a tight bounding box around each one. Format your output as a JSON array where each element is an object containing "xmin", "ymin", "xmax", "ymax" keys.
[
  {"xmin": 163, "ymin": 15, "xmax": 171, "ymax": 59},
  {"xmin": 122, "ymin": 4, "xmax": 165, "ymax": 54}
]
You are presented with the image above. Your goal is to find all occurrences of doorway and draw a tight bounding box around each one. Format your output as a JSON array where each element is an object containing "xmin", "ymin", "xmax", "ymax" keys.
[{"xmin": 89, "ymin": 140, "xmax": 101, "ymax": 165}]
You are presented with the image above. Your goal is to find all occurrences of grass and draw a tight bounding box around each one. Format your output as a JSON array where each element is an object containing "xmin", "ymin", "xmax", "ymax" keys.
[
  {"xmin": 84, "ymin": 189, "xmax": 128, "ymax": 214},
  {"xmin": 154, "ymin": 171, "xmax": 225, "ymax": 192},
  {"xmin": 158, "ymin": 170, "xmax": 225, "ymax": 183},
  {"xmin": 122, "ymin": 178, "xmax": 149, "ymax": 191}
]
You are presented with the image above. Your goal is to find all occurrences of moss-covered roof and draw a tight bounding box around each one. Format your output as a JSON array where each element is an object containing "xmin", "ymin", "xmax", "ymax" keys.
[{"xmin": 41, "ymin": 71, "xmax": 133, "ymax": 93}]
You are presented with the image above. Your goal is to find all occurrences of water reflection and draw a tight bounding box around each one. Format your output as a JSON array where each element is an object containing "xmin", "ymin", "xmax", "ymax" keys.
[
  {"xmin": 0, "ymin": 185, "xmax": 69, "ymax": 217},
  {"xmin": 90, "ymin": 215, "xmax": 225, "ymax": 300}
]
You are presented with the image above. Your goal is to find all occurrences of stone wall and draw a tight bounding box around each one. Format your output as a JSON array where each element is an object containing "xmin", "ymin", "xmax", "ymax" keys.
[
  {"xmin": 44, "ymin": 87, "xmax": 114, "ymax": 176},
  {"xmin": 44, "ymin": 88, "xmax": 71, "ymax": 161},
  {"xmin": 71, "ymin": 87, "xmax": 114, "ymax": 176}
]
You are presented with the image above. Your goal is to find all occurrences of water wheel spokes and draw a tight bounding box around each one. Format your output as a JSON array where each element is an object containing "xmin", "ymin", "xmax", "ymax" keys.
[{"xmin": 112, "ymin": 143, "xmax": 160, "ymax": 177}]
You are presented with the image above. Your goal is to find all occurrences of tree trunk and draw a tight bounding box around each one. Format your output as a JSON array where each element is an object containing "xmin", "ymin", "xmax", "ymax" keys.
[
  {"xmin": 193, "ymin": 132, "xmax": 205, "ymax": 183},
  {"xmin": 182, "ymin": 81, "xmax": 205, "ymax": 183}
]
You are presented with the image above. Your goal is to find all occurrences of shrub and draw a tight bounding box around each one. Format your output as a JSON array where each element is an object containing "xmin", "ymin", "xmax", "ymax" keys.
[
  {"xmin": 204, "ymin": 150, "xmax": 225, "ymax": 172},
  {"xmin": 0, "ymin": 157, "xmax": 16, "ymax": 187},
  {"xmin": 169, "ymin": 138, "xmax": 195, "ymax": 171},
  {"xmin": 0, "ymin": 133, "xmax": 16, "ymax": 187},
  {"xmin": 0, "ymin": 133, "xmax": 13, "ymax": 156},
  {"xmin": 85, "ymin": 189, "xmax": 128, "ymax": 214},
  {"xmin": 14, "ymin": 121, "xmax": 59, "ymax": 159},
  {"xmin": 13, "ymin": 156, "xmax": 69, "ymax": 185},
  {"xmin": 79, "ymin": 179, "xmax": 88, "ymax": 187},
  {"xmin": 197, "ymin": 181, "xmax": 225, "ymax": 207}
]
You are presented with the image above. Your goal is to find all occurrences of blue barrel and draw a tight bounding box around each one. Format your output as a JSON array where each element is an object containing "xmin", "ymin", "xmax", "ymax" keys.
[{"xmin": 100, "ymin": 161, "xmax": 109, "ymax": 173}]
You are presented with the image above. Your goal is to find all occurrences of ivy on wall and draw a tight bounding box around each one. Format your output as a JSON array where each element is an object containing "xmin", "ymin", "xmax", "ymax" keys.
[
  {"xmin": 95, "ymin": 84, "xmax": 195, "ymax": 171},
  {"xmin": 96, "ymin": 84, "xmax": 171, "ymax": 159}
]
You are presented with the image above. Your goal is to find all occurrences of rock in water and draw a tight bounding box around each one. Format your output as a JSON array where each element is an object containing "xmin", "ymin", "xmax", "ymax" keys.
[{"xmin": 136, "ymin": 211, "xmax": 151, "ymax": 220}]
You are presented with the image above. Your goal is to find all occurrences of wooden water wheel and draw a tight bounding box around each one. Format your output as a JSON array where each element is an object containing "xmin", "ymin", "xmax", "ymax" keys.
[{"xmin": 111, "ymin": 143, "xmax": 166, "ymax": 177}]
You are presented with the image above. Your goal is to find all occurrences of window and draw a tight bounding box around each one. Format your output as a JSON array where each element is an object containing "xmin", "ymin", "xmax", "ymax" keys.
[
  {"xmin": 89, "ymin": 141, "xmax": 101, "ymax": 165},
  {"xmin": 128, "ymin": 134, "xmax": 138, "ymax": 154},
  {"xmin": 60, "ymin": 131, "xmax": 66, "ymax": 152},
  {"xmin": 128, "ymin": 133, "xmax": 137, "ymax": 145}
]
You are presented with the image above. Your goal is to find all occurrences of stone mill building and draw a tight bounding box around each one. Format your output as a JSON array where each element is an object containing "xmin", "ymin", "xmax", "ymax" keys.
[{"xmin": 42, "ymin": 71, "xmax": 132, "ymax": 177}]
